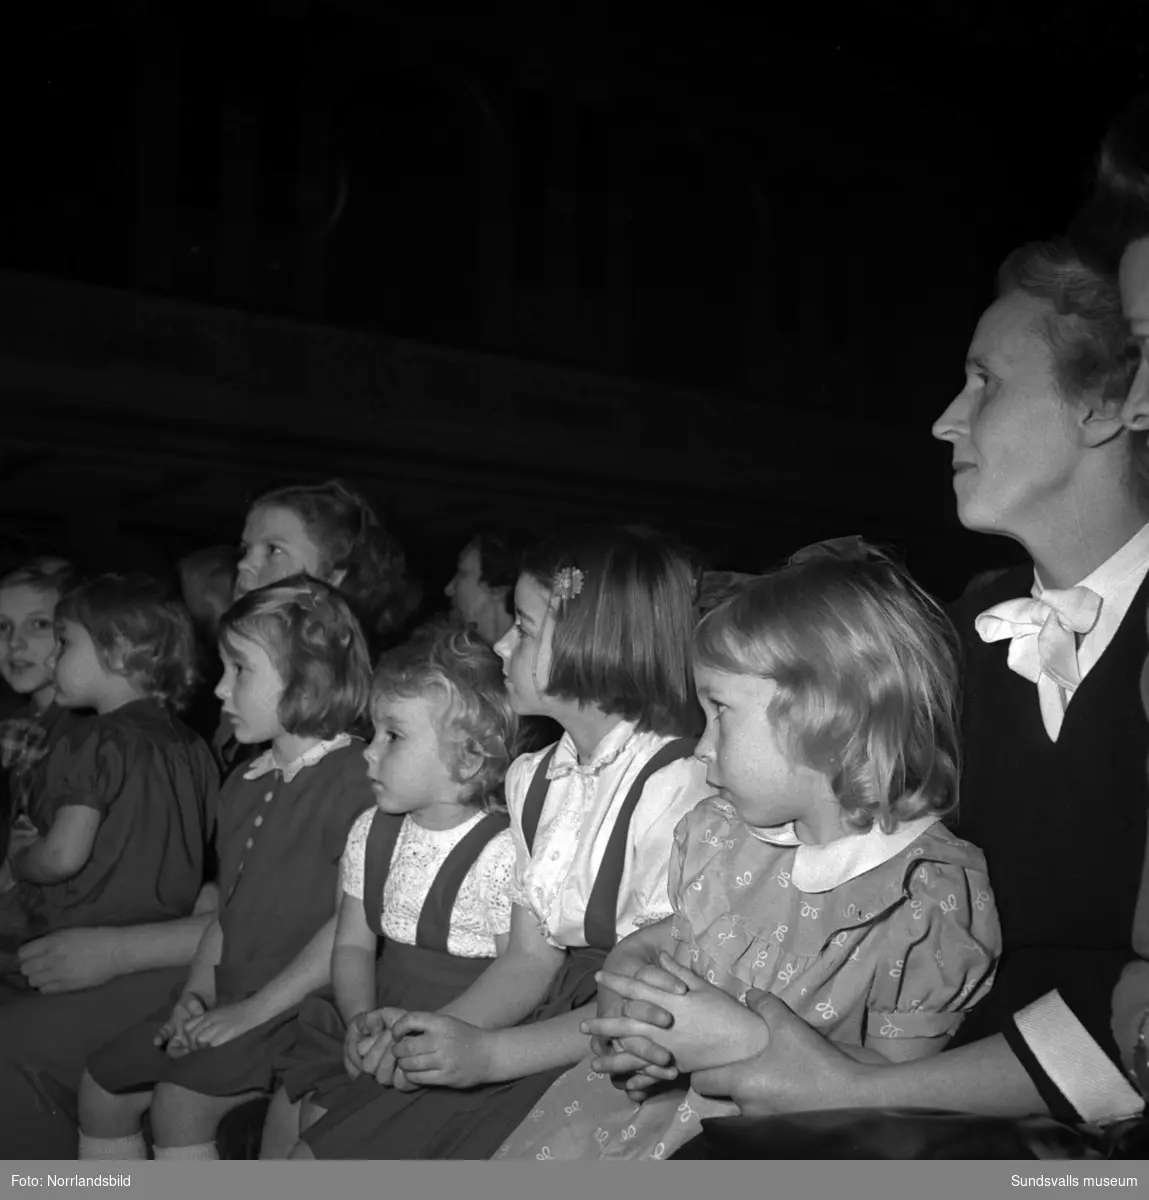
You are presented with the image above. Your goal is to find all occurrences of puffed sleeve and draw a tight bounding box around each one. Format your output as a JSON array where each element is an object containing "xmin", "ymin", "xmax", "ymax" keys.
[
  {"xmin": 627, "ymin": 755, "xmax": 712, "ymax": 929},
  {"xmin": 476, "ymin": 828, "xmax": 517, "ymax": 939},
  {"xmin": 39, "ymin": 718, "xmax": 126, "ymax": 819},
  {"xmin": 863, "ymin": 856, "xmax": 1001, "ymax": 1062},
  {"xmin": 339, "ymin": 808, "xmax": 375, "ymax": 901}
]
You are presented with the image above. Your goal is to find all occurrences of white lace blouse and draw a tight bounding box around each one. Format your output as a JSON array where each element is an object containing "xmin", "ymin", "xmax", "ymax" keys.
[
  {"xmin": 340, "ymin": 809, "xmax": 516, "ymax": 959},
  {"xmin": 505, "ymin": 721, "xmax": 711, "ymax": 950}
]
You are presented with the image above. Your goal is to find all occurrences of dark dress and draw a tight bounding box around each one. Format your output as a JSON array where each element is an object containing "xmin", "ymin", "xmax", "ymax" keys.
[
  {"xmin": 279, "ymin": 806, "xmax": 510, "ymax": 1109},
  {"xmin": 299, "ymin": 736, "xmax": 697, "ymax": 1160},
  {"xmin": 944, "ymin": 565, "xmax": 1149, "ymax": 1119},
  {"xmin": 86, "ymin": 738, "xmax": 373, "ymax": 1099},
  {"xmin": 0, "ymin": 700, "xmax": 217, "ymax": 976}
]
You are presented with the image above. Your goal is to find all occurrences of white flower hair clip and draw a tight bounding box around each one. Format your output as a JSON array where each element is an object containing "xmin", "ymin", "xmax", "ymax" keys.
[{"xmin": 552, "ymin": 566, "xmax": 585, "ymax": 602}]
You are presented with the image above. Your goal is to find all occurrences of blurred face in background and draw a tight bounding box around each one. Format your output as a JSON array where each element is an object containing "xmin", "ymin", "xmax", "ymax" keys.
[
  {"xmin": 235, "ymin": 506, "xmax": 325, "ymax": 598},
  {"xmin": 0, "ymin": 584, "xmax": 60, "ymax": 709},
  {"xmin": 445, "ymin": 541, "xmax": 513, "ymax": 645}
]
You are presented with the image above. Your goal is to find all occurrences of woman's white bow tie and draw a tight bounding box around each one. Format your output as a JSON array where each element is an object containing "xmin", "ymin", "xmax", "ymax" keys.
[{"xmin": 975, "ymin": 586, "xmax": 1102, "ymax": 690}]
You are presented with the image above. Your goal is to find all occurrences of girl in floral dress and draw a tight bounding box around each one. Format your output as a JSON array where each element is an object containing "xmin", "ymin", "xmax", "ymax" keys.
[{"xmin": 497, "ymin": 541, "xmax": 1002, "ymax": 1161}]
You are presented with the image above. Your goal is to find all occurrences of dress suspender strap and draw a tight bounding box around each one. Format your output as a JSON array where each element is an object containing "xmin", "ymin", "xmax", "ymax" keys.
[
  {"xmin": 416, "ymin": 811, "xmax": 512, "ymax": 952},
  {"xmin": 582, "ymin": 737, "xmax": 698, "ymax": 952},
  {"xmin": 362, "ymin": 809, "xmax": 405, "ymax": 939},
  {"xmin": 521, "ymin": 744, "xmax": 560, "ymax": 856}
]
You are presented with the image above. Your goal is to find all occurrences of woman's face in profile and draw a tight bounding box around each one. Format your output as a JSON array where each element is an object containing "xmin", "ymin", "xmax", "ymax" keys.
[{"xmin": 932, "ymin": 291, "xmax": 1080, "ymax": 542}]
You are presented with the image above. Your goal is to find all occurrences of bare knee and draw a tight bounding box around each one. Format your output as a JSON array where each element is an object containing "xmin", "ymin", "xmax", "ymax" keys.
[
  {"xmin": 151, "ymin": 1082, "xmax": 260, "ymax": 1148},
  {"xmin": 288, "ymin": 1139, "xmax": 315, "ymax": 1161},
  {"xmin": 77, "ymin": 1070, "xmax": 152, "ymax": 1138},
  {"xmin": 259, "ymin": 1087, "xmax": 302, "ymax": 1160}
]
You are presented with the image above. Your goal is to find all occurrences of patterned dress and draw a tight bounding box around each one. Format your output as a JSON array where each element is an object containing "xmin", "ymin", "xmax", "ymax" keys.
[{"xmin": 497, "ymin": 797, "xmax": 1001, "ymax": 1161}]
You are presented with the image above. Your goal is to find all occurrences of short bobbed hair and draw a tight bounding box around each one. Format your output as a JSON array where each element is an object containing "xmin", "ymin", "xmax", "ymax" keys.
[
  {"xmin": 56, "ymin": 573, "xmax": 198, "ymax": 711},
  {"xmin": 522, "ymin": 525, "xmax": 702, "ymax": 738},
  {"xmin": 251, "ymin": 478, "xmax": 420, "ymax": 651},
  {"xmin": 372, "ymin": 621, "xmax": 519, "ymax": 811},
  {"xmin": 693, "ymin": 542, "xmax": 960, "ymax": 833},
  {"xmin": 218, "ymin": 574, "xmax": 371, "ymax": 739},
  {"xmin": 997, "ymin": 240, "xmax": 1146, "ymax": 497}
]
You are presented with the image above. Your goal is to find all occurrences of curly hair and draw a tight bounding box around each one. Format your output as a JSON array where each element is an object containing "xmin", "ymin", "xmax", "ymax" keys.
[
  {"xmin": 218, "ymin": 574, "xmax": 372, "ymax": 739},
  {"xmin": 56, "ymin": 574, "xmax": 199, "ymax": 711},
  {"xmin": 521, "ymin": 525, "xmax": 703, "ymax": 737},
  {"xmin": 371, "ymin": 621, "xmax": 519, "ymax": 811},
  {"xmin": 251, "ymin": 479, "xmax": 421, "ymax": 652},
  {"xmin": 693, "ymin": 542, "xmax": 961, "ymax": 833}
]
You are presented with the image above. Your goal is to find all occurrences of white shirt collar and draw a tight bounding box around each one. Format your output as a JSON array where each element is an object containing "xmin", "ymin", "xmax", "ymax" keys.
[
  {"xmin": 243, "ymin": 732, "xmax": 353, "ymax": 784},
  {"xmin": 749, "ymin": 813, "xmax": 941, "ymax": 893},
  {"xmin": 1038, "ymin": 521, "xmax": 1149, "ymax": 600},
  {"xmin": 548, "ymin": 720, "xmax": 639, "ymax": 779}
]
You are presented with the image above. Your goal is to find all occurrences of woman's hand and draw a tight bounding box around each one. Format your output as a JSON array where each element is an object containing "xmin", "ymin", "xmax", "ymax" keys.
[
  {"xmin": 156, "ymin": 991, "xmax": 208, "ymax": 1058},
  {"xmin": 16, "ymin": 926, "xmax": 125, "ymax": 992},
  {"xmin": 690, "ymin": 988, "xmax": 865, "ymax": 1115},
  {"xmin": 586, "ymin": 952, "xmax": 770, "ymax": 1074},
  {"xmin": 388, "ymin": 1012, "xmax": 493, "ymax": 1090},
  {"xmin": 183, "ymin": 999, "xmax": 263, "ymax": 1050}
]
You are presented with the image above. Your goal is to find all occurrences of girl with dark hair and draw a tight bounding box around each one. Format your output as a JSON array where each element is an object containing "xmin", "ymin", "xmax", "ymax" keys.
[
  {"xmin": 77, "ymin": 576, "xmax": 375, "ymax": 1162},
  {"xmin": 288, "ymin": 525, "xmax": 711, "ymax": 1160},
  {"xmin": 0, "ymin": 574, "xmax": 217, "ymax": 980},
  {"xmin": 237, "ymin": 479, "xmax": 420, "ymax": 655}
]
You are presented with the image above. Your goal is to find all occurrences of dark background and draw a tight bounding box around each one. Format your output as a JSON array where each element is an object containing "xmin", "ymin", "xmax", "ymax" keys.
[{"xmin": 0, "ymin": 0, "xmax": 1145, "ymax": 602}]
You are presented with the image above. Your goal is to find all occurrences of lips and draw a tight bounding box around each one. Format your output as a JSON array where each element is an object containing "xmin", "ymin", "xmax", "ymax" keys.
[{"xmin": 952, "ymin": 461, "xmax": 976, "ymax": 475}]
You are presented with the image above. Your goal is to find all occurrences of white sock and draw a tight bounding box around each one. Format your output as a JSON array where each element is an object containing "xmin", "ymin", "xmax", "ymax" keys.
[
  {"xmin": 78, "ymin": 1132, "xmax": 147, "ymax": 1161},
  {"xmin": 153, "ymin": 1141, "xmax": 218, "ymax": 1161}
]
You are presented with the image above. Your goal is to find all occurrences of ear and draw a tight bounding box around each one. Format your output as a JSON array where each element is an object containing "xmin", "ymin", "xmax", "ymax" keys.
[
  {"xmin": 454, "ymin": 739, "xmax": 485, "ymax": 783},
  {"xmin": 1078, "ymin": 398, "xmax": 1128, "ymax": 449}
]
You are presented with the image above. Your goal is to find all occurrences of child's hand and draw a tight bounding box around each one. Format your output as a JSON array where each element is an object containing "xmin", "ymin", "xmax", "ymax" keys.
[
  {"xmin": 388, "ymin": 1012, "xmax": 492, "ymax": 1090},
  {"xmin": 590, "ymin": 962, "xmax": 681, "ymax": 1097},
  {"xmin": 7, "ymin": 820, "xmax": 40, "ymax": 857},
  {"xmin": 359, "ymin": 1007, "xmax": 408, "ymax": 1085},
  {"xmin": 183, "ymin": 999, "xmax": 262, "ymax": 1050},
  {"xmin": 343, "ymin": 1010, "xmax": 391, "ymax": 1080},
  {"xmin": 588, "ymin": 952, "xmax": 771, "ymax": 1075},
  {"xmin": 155, "ymin": 991, "xmax": 208, "ymax": 1058}
]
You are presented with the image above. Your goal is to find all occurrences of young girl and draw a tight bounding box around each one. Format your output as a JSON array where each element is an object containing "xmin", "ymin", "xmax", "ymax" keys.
[
  {"xmin": 0, "ymin": 573, "xmax": 217, "ymax": 974},
  {"xmin": 0, "ymin": 559, "xmax": 80, "ymax": 862},
  {"xmin": 290, "ymin": 524, "xmax": 713, "ymax": 1160},
  {"xmin": 262, "ymin": 623, "xmax": 520, "ymax": 1157},
  {"xmin": 76, "ymin": 575, "xmax": 375, "ymax": 1161},
  {"xmin": 213, "ymin": 478, "xmax": 420, "ymax": 775},
  {"xmin": 496, "ymin": 541, "xmax": 1002, "ymax": 1161}
]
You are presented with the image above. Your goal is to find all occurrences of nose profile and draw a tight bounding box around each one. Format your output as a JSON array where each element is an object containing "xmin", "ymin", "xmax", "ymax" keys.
[{"xmin": 932, "ymin": 392, "xmax": 966, "ymax": 443}]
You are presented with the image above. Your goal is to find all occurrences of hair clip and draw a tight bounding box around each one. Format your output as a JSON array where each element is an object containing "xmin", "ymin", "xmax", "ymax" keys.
[
  {"xmin": 552, "ymin": 566, "xmax": 585, "ymax": 602},
  {"xmin": 295, "ymin": 582, "xmax": 321, "ymax": 613},
  {"xmin": 788, "ymin": 535, "xmax": 874, "ymax": 567}
]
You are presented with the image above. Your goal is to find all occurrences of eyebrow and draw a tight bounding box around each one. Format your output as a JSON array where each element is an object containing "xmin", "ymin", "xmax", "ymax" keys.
[
  {"xmin": 964, "ymin": 355, "xmax": 990, "ymax": 372},
  {"xmin": 515, "ymin": 607, "xmax": 535, "ymax": 629}
]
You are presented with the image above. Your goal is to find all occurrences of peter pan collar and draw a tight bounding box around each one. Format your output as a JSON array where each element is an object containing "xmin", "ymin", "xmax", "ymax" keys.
[
  {"xmin": 243, "ymin": 732, "xmax": 352, "ymax": 784},
  {"xmin": 749, "ymin": 813, "xmax": 940, "ymax": 894},
  {"xmin": 547, "ymin": 720, "xmax": 639, "ymax": 780}
]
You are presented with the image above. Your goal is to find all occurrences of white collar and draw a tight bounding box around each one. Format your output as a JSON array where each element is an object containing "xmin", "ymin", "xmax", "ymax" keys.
[
  {"xmin": 548, "ymin": 720, "xmax": 639, "ymax": 779},
  {"xmin": 1037, "ymin": 521, "xmax": 1149, "ymax": 600},
  {"xmin": 243, "ymin": 733, "xmax": 353, "ymax": 784},
  {"xmin": 749, "ymin": 814, "xmax": 940, "ymax": 893}
]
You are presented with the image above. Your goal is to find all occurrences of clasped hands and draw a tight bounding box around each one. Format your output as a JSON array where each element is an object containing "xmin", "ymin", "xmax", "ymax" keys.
[
  {"xmin": 155, "ymin": 992, "xmax": 265, "ymax": 1057},
  {"xmin": 342, "ymin": 1007, "xmax": 492, "ymax": 1092},
  {"xmin": 580, "ymin": 950, "xmax": 771, "ymax": 1103}
]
